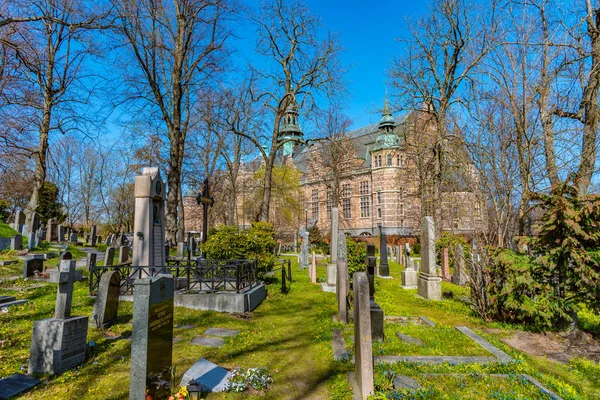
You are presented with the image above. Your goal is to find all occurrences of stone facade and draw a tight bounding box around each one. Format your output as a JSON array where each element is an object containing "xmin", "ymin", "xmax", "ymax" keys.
[{"xmin": 296, "ymin": 104, "xmax": 485, "ymax": 239}]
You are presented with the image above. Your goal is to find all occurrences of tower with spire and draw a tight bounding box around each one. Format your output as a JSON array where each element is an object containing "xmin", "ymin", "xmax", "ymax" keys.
[
  {"xmin": 373, "ymin": 98, "xmax": 401, "ymax": 151},
  {"xmin": 277, "ymin": 99, "xmax": 304, "ymax": 158}
]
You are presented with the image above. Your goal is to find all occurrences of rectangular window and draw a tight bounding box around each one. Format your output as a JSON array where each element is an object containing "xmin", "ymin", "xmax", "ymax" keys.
[
  {"xmin": 311, "ymin": 189, "xmax": 319, "ymax": 219},
  {"xmin": 400, "ymin": 203, "xmax": 405, "ymax": 215},
  {"xmin": 342, "ymin": 184, "xmax": 351, "ymax": 198},
  {"xmin": 359, "ymin": 181, "xmax": 370, "ymax": 195},
  {"xmin": 377, "ymin": 191, "xmax": 382, "ymax": 204},
  {"xmin": 377, "ymin": 208, "xmax": 382, "ymax": 218},
  {"xmin": 387, "ymin": 154, "xmax": 392, "ymax": 166},
  {"xmin": 400, "ymin": 219, "xmax": 404, "ymax": 228},
  {"xmin": 343, "ymin": 198, "xmax": 351, "ymax": 218},
  {"xmin": 360, "ymin": 196, "xmax": 371, "ymax": 218}
]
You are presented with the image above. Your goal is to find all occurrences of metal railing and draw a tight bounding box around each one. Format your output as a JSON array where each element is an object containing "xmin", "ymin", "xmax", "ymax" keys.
[{"xmin": 89, "ymin": 258, "xmax": 258, "ymax": 295}]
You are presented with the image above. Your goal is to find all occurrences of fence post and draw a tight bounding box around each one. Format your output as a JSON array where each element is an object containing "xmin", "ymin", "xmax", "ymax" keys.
[
  {"xmin": 281, "ymin": 265, "xmax": 287, "ymax": 293},
  {"xmin": 287, "ymin": 259, "xmax": 292, "ymax": 281},
  {"xmin": 236, "ymin": 263, "xmax": 241, "ymax": 293}
]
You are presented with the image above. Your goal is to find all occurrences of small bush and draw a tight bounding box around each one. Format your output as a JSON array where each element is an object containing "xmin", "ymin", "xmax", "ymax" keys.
[
  {"xmin": 347, "ymin": 237, "xmax": 366, "ymax": 278},
  {"xmin": 201, "ymin": 222, "xmax": 277, "ymax": 279}
]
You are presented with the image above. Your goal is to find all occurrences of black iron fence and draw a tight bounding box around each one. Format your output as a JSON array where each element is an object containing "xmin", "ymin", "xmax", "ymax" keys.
[{"xmin": 89, "ymin": 258, "xmax": 258, "ymax": 295}]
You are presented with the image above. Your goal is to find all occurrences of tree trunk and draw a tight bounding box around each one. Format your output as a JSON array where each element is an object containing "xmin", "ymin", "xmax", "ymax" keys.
[
  {"xmin": 259, "ymin": 117, "xmax": 281, "ymax": 223},
  {"xmin": 166, "ymin": 127, "xmax": 184, "ymax": 242}
]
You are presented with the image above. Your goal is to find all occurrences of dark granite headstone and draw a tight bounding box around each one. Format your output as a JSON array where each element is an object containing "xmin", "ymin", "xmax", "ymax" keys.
[
  {"xmin": 89, "ymin": 225, "xmax": 97, "ymax": 247},
  {"xmin": 86, "ymin": 253, "xmax": 97, "ymax": 271},
  {"xmin": 10, "ymin": 234, "xmax": 22, "ymax": 251},
  {"xmin": 60, "ymin": 251, "xmax": 72, "ymax": 260},
  {"xmin": 23, "ymin": 257, "xmax": 43, "ymax": 278},
  {"xmin": 129, "ymin": 276, "xmax": 174, "ymax": 400},
  {"xmin": 118, "ymin": 246, "xmax": 130, "ymax": 264},
  {"xmin": 379, "ymin": 231, "xmax": 389, "ymax": 276},
  {"xmin": 93, "ymin": 270, "xmax": 120, "ymax": 328}
]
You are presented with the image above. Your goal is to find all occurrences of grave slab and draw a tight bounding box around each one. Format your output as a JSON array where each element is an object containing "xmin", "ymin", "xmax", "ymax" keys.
[
  {"xmin": 204, "ymin": 328, "xmax": 239, "ymax": 337},
  {"xmin": 0, "ymin": 299, "xmax": 30, "ymax": 309},
  {"xmin": 332, "ymin": 328, "xmax": 349, "ymax": 360},
  {"xmin": 393, "ymin": 375, "xmax": 422, "ymax": 390},
  {"xmin": 419, "ymin": 316, "xmax": 436, "ymax": 326},
  {"xmin": 191, "ymin": 337, "xmax": 225, "ymax": 348},
  {"xmin": 375, "ymin": 355, "xmax": 496, "ymax": 364},
  {"xmin": 175, "ymin": 324, "xmax": 195, "ymax": 329},
  {"xmin": 0, "ymin": 373, "xmax": 40, "ymax": 400},
  {"xmin": 396, "ymin": 332, "xmax": 424, "ymax": 346},
  {"xmin": 0, "ymin": 296, "xmax": 16, "ymax": 304},
  {"xmin": 179, "ymin": 358, "xmax": 232, "ymax": 392}
]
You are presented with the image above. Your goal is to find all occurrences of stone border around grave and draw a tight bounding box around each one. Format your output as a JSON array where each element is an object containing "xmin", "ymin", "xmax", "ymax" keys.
[{"xmin": 419, "ymin": 373, "xmax": 563, "ymax": 400}]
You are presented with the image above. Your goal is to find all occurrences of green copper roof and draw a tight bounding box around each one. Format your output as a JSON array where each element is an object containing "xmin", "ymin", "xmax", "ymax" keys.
[{"xmin": 372, "ymin": 98, "xmax": 401, "ymax": 151}]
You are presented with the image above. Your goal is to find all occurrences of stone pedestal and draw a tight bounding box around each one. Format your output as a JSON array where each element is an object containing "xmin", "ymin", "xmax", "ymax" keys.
[
  {"xmin": 370, "ymin": 300, "xmax": 384, "ymax": 341},
  {"xmin": 417, "ymin": 273, "xmax": 442, "ymax": 300},
  {"xmin": 29, "ymin": 316, "xmax": 89, "ymax": 375},
  {"xmin": 402, "ymin": 269, "xmax": 418, "ymax": 289}
]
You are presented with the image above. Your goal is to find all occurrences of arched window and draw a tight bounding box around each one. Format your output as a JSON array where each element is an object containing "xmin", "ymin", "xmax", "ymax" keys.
[
  {"xmin": 377, "ymin": 208, "xmax": 382, "ymax": 218},
  {"xmin": 400, "ymin": 203, "xmax": 404, "ymax": 215},
  {"xmin": 397, "ymin": 155, "xmax": 400, "ymax": 166},
  {"xmin": 387, "ymin": 154, "xmax": 392, "ymax": 166}
]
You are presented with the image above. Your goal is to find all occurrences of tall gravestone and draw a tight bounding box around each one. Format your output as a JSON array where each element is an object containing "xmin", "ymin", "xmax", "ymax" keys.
[
  {"xmin": 86, "ymin": 253, "xmax": 97, "ymax": 272},
  {"xmin": 27, "ymin": 232, "xmax": 36, "ymax": 250},
  {"xmin": 395, "ymin": 245, "xmax": 402, "ymax": 265},
  {"xmin": 378, "ymin": 228, "xmax": 389, "ymax": 277},
  {"xmin": 299, "ymin": 231, "xmax": 309, "ymax": 269},
  {"xmin": 89, "ymin": 225, "xmax": 97, "ymax": 247},
  {"xmin": 417, "ymin": 216, "xmax": 442, "ymax": 300},
  {"xmin": 58, "ymin": 225, "xmax": 65, "ymax": 242},
  {"xmin": 336, "ymin": 230, "xmax": 349, "ymax": 323},
  {"xmin": 441, "ymin": 247, "xmax": 451, "ymax": 280},
  {"xmin": 353, "ymin": 272, "xmax": 374, "ymax": 399},
  {"xmin": 93, "ymin": 270, "xmax": 121, "ymax": 328},
  {"xmin": 45, "ymin": 219, "xmax": 57, "ymax": 242},
  {"xmin": 402, "ymin": 256, "xmax": 418, "ymax": 289},
  {"xmin": 129, "ymin": 276, "xmax": 174, "ymax": 400},
  {"xmin": 365, "ymin": 245, "xmax": 384, "ymax": 341},
  {"xmin": 452, "ymin": 244, "xmax": 468, "ymax": 286},
  {"xmin": 29, "ymin": 260, "xmax": 88, "ymax": 374},
  {"xmin": 326, "ymin": 207, "xmax": 339, "ymax": 287},
  {"xmin": 132, "ymin": 168, "xmax": 166, "ymax": 274},
  {"xmin": 104, "ymin": 247, "xmax": 115, "ymax": 267}
]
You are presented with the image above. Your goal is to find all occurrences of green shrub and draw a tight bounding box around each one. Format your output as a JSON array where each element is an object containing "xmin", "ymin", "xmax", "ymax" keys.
[
  {"xmin": 435, "ymin": 231, "xmax": 470, "ymax": 267},
  {"xmin": 0, "ymin": 199, "xmax": 10, "ymax": 223},
  {"xmin": 201, "ymin": 222, "xmax": 277, "ymax": 279},
  {"xmin": 412, "ymin": 243, "xmax": 421, "ymax": 256},
  {"xmin": 347, "ymin": 237, "xmax": 366, "ymax": 278}
]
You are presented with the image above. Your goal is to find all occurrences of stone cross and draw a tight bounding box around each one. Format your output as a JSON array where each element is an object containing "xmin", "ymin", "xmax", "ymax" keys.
[
  {"xmin": 417, "ymin": 216, "xmax": 441, "ymax": 300},
  {"xmin": 53, "ymin": 260, "xmax": 77, "ymax": 319}
]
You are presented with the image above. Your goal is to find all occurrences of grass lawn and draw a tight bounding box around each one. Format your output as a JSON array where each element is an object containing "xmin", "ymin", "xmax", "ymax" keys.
[{"xmin": 0, "ymin": 253, "xmax": 599, "ymax": 399}]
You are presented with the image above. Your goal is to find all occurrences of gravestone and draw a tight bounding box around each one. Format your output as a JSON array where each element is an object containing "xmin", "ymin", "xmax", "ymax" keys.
[
  {"xmin": 452, "ymin": 244, "xmax": 468, "ymax": 286},
  {"xmin": 23, "ymin": 257, "xmax": 43, "ymax": 278},
  {"xmin": 97, "ymin": 235, "xmax": 103, "ymax": 244},
  {"xmin": 441, "ymin": 247, "xmax": 451, "ymax": 280},
  {"xmin": 45, "ymin": 219, "xmax": 57, "ymax": 242},
  {"xmin": 310, "ymin": 251, "xmax": 317, "ymax": 283},
  {"xmin": 27, "ymin": 232, "xmax": 36, "ymax": 250},
  {"xmin": 326, "ymin": 207, "xmax": 339, "ymax": 286},
  {"xmin": 11, "ymin": 234, "xmax": 22, "ymax": 251},
  {"xmin": 104, "ymin": 247, "xmax": 115, "ymax": 267},
  {"xmin": 367, "ymin": 255, "xmax": 384, "ymax": 341},
  {"xmin": 353, "ymin": 272, "xmax": 374, "ymax": 399},
  {"xmin": 119, "ymin": 246, "xmax": 130, "ymax": 264},
  {"xmin": 396, "ymin": 245, "xmax": 402, "ymax": 265},
  {"xmin": 29, "ymin": 212, "xmax": 40, "ymax": 234},
  {"xmin": 60, "ymin": 251, "xmax": 72, "ymax": 260},
  {"xmin": 29, "ymin": 259, "xmax": 88, "ymax": 374},
  {"xmin": 336, "ymin": 259, "xmax": 349, "ymax": 323},
  {"xmin": 89, "ymin": 225, "xmax": 97, "ymax": 247},
  {"xmin": 378, "ymin": 229, "xmax": 389, "ymax": 276},
  {"xmin": 69, "ymin": 232, "xmax": 78, "ymax": 243},
  {"xmin": 299, "ymin": 231, "xmax": 309, "ymax": 269},
  {"xmin": 132, "ymin": 168, "xmax": 166, "ymax": 272},
  {"xmin": 58, "ymin": 225, "xmax": 65, "ymax": 242},
  {"xmin": 176, "ymin": 242, "xmax": 185, "ymax": 258},
  {"xmin": 417, "ymin": 216, "xmax": 441, "ymax": 300},
  {"xmin": 129, "ymin": 276, "xmax": 174, "ymax": 400},
  {"xmin": 86, "ymin": 253, "xmax": 97, "ymax": 272},
  {"xmin": 365, "ymin": 245, "xmax": 376, "ymax": 297},
  {"xmin": 402, "ymin": 256, "xmax": 418, "ymax": 288},
  {"xmin": 93, "ymin": 270, "xmax": 121, "ymax": 328},
  {"xmin": 106, "ymin": 234, "xmax": 114, "ymax": 246}
]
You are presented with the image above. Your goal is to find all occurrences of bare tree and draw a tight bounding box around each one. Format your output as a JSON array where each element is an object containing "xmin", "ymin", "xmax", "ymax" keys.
[
  {"xmin": 390, "ymin": 0, "xmax": 498, "ymax": 231},
  {"xmin": 245, "ymin": 0, "xmax": 345, "ymax": 222},
  {"xmin": 111, "ymin": 0, "xmax": 233, "ymax": 241},
  {"xmin": 0, "ymin": 0, "xmax": 106, "ymax": 226}
]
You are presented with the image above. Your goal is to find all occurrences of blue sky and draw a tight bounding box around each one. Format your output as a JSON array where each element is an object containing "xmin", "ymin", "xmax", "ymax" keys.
[{"xmin": 300, "ymin": 0, "xmax": 428, "ymax": 129}]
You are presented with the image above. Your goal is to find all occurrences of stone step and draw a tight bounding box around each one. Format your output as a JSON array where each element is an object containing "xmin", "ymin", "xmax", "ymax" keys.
[{"xmin": 0, "ymin": 296, "xmax": 16, "ymax": 304}]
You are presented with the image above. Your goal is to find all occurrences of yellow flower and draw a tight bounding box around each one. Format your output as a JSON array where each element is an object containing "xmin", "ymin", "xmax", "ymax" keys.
[{"xmin": 179, "ymin": 386, "xmax": 188, "ymax": 397}]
